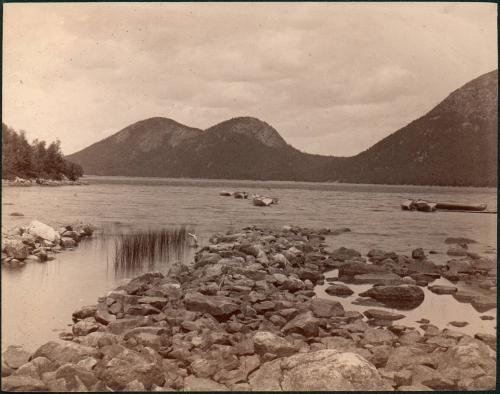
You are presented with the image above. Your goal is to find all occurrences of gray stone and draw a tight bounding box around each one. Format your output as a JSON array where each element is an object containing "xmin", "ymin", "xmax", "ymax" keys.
[
  {"xmin": 310, "ymin": 298, "xmax": 345, "ymax": 317},
  {"xmin": 324, "ymin": 283, "xmax": 354, "ymax": 296},
  {"xmin": 363, "ymin": 309, "xmax": 405, "ymax": 321},
  {"xmin": 253, "ymin": 331, "xmax": 297, "ymax": 357},
  {"xmin": 330, "ymin": 247, "xmax": 362, "ymax": 261},
  {"xmin": 428, "ymin": 284, "xmax": 457, "ymax": 295},
  {"xmin": 3, "ymin": 346, "xmax": 31, "ymax": 369},
  {"xmin": 184, "ymin": 292, "xmax": 239, "ymax": 318},
  {"xmin": 359, "ymin": 285, "xmax": 425, "ymax": 309},
  {"xmin": 282, "ymin": 311, "xmax": 319, "ymax": 337},
  {"xmin": 1, "ymin": 375, "xmax": 48, "ymax": 391},
  {"xmin": 183, "ymin": 376, "xmax": 229, "ymax": 391},
  {"xmin": 248, "ymin": 349, "xmax": 392, "ymax": 391}
]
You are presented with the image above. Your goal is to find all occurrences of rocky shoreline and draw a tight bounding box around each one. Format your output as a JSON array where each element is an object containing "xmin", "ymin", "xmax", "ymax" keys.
[
  {"xmin": 2, "ymin": 177, "xmax": 88, "ymax": 187},
  {"xmin": 2, "ymin": 220, "xmax": 94, "ymax": 267},
  {"xmin": 1, "ymin": 225, "xmax": 497, "ymax": 391}
]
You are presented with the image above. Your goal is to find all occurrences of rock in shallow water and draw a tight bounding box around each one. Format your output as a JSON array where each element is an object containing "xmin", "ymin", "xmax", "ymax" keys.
[
  {"xmin": 359, "ymin": 285, "xmax": 425, "ymax": 310},
  {"xmin": 325, "ymin": 283, "xmax": 354, "ymax": 296},
  {"xmin": 363, "ymin": 309, "xmax": 405, "ymax": 321},
  {"xmin": 428, "ymin": 284, "xmax": 458, "ymax": 295}
]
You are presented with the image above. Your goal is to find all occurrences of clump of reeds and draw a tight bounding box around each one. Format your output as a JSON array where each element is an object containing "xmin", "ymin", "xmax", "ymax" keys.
[{"xmin": 113, "ymin": 227, "xmax": 190, "ymax": 276}]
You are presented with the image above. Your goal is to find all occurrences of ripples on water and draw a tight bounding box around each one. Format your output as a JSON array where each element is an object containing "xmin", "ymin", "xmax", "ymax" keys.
[{"xmin": 1, "ymin": 176, "xmax": 497, "ymax": 351}]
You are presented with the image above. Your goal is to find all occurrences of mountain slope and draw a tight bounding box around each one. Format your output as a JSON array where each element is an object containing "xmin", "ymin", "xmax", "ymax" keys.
[
  {"xmin": 67, "ymin": 70, "xmax": 497, "ymax": 186},
  {"xmin": 335, "ymin": 70, "xmax": 498, "ymax": 186}
]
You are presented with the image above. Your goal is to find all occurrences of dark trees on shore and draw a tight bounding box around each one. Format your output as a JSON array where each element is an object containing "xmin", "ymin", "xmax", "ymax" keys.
[{"xmin": 2, "ymin": 123, "xmax": 84, "ymax": 181}]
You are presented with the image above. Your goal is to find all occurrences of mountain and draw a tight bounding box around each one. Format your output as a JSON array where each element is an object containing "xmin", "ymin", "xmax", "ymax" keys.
[
  {"xmin": 67, "ymin": 70, "xmax": 497, "ymax": 186},
  {"xmin": 334, "ymin": 70, "xmax": 498, "ymax": 186}
]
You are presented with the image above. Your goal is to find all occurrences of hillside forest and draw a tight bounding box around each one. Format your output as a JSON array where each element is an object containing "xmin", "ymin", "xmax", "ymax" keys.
[{"xmin": 2, "ymin": 123, "xmax": 84, "ymax": 181}]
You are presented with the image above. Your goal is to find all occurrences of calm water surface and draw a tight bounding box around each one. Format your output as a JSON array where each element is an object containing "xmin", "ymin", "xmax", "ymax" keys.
[{"xmin": 2, "ymin": 176, "xmax": 497, "ymax": 351}]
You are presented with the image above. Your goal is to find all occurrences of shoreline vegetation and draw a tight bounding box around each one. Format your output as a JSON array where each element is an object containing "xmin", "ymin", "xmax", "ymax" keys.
[
  {"xmin": 2, "ymin": 123, "xmax": 84, "ymax": 183},
  {"xmin": 1, "ymin": 225, "xmax": 496, "ymax": 391}
]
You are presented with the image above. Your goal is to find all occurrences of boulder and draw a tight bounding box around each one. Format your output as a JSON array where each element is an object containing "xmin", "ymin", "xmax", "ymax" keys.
[
  {"xmin": 428, "ymin": 285, "xmax": 457, "ymax": 295},
  {"xmin": 280, "ymin": 277, "xmax": 306, "ymax": 292},
  {"xmin": 325, "ymin": 283, "xmax": 354, "ymax": 296},
  {"xmin": 72, "ymin": 320, "xmax": 100, "ymax": 337},
  {"xmin": 436, "ymin": 339, "xmax": 496, "ymax": 384},
  {"xmin": 446, "ymin": 259, "xmax": 473, "ymax": 274},
  {"xmin": 12, "ymin": 356, "xmax": 55, "ymax": 378},
  {"xmin": 411, "ymin": 248, "xmax": 426, "ymax": 260},
  {"xmin": 363, "ymin": 309, "xmax": 405, "ymax": 321},
  {"xmin": 353, "ymin": 273, "xmax": 403, "ymax": 285},
  {"xmin": 310, "ymin": 298, "xmax": 345, "ymax": 318},
  {"xmin": 282, "ymin": 311, "xmax": 320, "ymax": 337},
  {"xmin": 248, "ymin": 349, "xmax": 392, "ymax": 391},
  {"xmin": 3, "ymin": 346, "xmax": 31, "ymax": 369},
  {"xmin": 97, "ymin": 348, "xmax": 164, "ymax": 390},
  {"xmin": 184, "ymin": 292, "xmax": 239, "ymax": 319},
  {"xmin": 54, "ymin": 363, "xmax": 98, "ymax": 390},
  {"xmin": 253, "ymin": 331, "xmax": 297, "ymax": 357},
  {"xmin": 3, "ymin": 239, "xmax": 30, "ymax": 260},
  {"xmin": 470, "ymin": 296, "xmax": 496, "ymax": 313},
  {"xmin": 339, "ymin": 262, "xmax": 388, "ymax": 277},
  {"xmin": 330, "ymin": 247, "xmax": 361, "ymax": 261},
  {"xmin": 359, "ymin": 285, "xmax": 425, "ymax": 310},
  {"xmin": 183, "ymin": 376, "xmax": 229, "ymax": 391},
  {"xmin": 72, "ymin": 305, "xmax": 98, "ymax": 322},
  {"xmin": 447, "ymin": 246, "xmax": 468, "ymax": 257},
  {"xmin": 361, "ymin": 327, "xmax": 397, "ymax": 345},
  {"xmin": 32, "ymin": 341, "xmax": 98, "ymax": 365},
  {"xmin": 1, "ymin": 376, "xmax": 48, "ymax": 391},
  {"xmin": 27, "ymin": 220, "xmax": 60, "ymax": 242},
  {"xmin": 60, "ymin": 237, "xmax": 77, "ymax": 248}
]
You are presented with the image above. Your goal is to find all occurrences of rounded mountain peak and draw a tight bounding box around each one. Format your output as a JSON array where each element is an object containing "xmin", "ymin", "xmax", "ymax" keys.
[{"xmin": 206, "ymin": 116, "xmax": 288, "ymax": 148}]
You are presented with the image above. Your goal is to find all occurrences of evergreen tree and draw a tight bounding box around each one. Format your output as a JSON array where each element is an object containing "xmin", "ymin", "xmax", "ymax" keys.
[{"xmin": 1, "ymin": 123, "xmax": 84, "ymax": 181}]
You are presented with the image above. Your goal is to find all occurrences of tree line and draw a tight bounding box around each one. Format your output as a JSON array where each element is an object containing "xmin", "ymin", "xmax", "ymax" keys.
[{"xmin": 2, "ymin": 123, "xmax": 84, "ymax": 181}]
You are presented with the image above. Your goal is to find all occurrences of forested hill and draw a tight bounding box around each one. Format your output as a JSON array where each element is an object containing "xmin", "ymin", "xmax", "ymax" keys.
[{"xmin": 2, "ymin": 124, "xmax": 84, "ymax": 181}]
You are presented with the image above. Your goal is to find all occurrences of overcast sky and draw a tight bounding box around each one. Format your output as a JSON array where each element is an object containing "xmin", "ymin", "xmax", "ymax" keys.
[{"xmin": 3, "ymin": 2, "xmax": 497, "ymax": 156}]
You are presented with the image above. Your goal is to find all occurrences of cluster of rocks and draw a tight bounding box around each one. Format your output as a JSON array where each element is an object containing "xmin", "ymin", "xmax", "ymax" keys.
[
  {"xmin": 2, "ymin": 177, "xmax": 88, "ymax": 187},
  {"xmin": 2, "ymin": 220, "xmax": 94, "ymax": 267},
  {"xmin": 326, "ymin": 240, "xmax": 497, "ymax": 314},
  {"xmin": 1, "ymin": 225, "xmax": 496, "ymax": 391}
]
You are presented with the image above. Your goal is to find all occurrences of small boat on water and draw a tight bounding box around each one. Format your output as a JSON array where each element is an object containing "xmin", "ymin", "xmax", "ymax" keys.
[
  {"xmin": 402, "ymin": 199, "xmax": 487, "ymax": 213},
  {"xmin": 435, "ymin": 202, "xmax": 487, "ymax": 211},
  {"xmin": 401, "ymin": 199, "xmax": 437, "ymax": 212},
  {"xmin": 252, "ymin": 195, "xmax": 278, "ymax": 207},
  {"xmin": 233, "ymin": 191, "xmax": 248, "ymax": 199}
]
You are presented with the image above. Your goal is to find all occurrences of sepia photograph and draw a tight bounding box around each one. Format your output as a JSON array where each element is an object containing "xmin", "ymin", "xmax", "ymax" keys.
[{"xmin": 1, "ymin": 1, "xmax": 497, "ymax": 391}]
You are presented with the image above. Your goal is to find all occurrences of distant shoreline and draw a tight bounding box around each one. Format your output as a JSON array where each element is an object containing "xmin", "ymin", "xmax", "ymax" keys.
[
  {"xmin": 82, "ymin": 174, "xmax": 498, "ymax": 191},
  {"xmin": 2, "ymin": 178, "xmax": 88, "ymax": 187}
]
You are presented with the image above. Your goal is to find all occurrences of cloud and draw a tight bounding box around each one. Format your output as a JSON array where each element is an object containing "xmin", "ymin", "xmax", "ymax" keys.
[{"xmin": 2, "ymin": 2, "xmax": 497, "ymax": 156}]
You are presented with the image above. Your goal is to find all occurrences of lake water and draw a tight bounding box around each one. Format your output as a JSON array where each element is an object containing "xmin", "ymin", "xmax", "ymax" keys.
[{"xmin": 2, "ymin": 176, "xmax": 497, "ymax": 351}]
